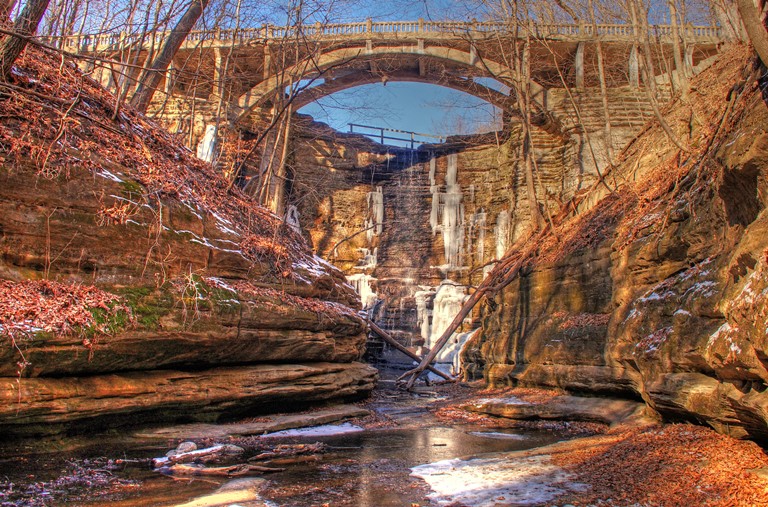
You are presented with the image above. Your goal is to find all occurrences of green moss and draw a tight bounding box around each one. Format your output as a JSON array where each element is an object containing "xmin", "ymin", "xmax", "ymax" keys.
[
  {"xmin": 82, "ymin": 303, "xmax": 133, "ymax": 339},
  {"xmin": 119, "ymin": 179, "xmax": 145, "ymax": 196},
  {"xmin": 179, "ymin": 275, "xmax": 241, "ymax": 315},
  {"xmin": 114, "ymin": 286, "xmax": 173, "ymax": 331}
]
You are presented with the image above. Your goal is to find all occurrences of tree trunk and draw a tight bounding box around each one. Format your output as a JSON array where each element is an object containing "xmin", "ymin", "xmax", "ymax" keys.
[
  {"xmin": 130, "ymin": 0, "xmax": 210, "ymax": 113},
  {"xmin": 0, "ymin": 0, "xmax": 51, "ymax": 80},
  {"xmin": 0, "ymin": 0, "xmax": 17, "ymax": 21},
  {"xmin": 589, "ymin": 0, "xmax": 614, "ymax": 164},
  {"xmin": 737, "ymin": 0, "xmax": 768, "ymax": 66},
  {"xmin": 668, "ymin": 0, "xmax": 688, "ymax": 92}
]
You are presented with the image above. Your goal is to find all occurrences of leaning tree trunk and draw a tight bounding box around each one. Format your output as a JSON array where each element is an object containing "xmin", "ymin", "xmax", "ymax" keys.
[
  {"xmin": 130, "ymin": 0, "xmax": 210, "ymax": 113},
  {"xmin": 737, "ymin": 0, "xmax": 768, "ymax": 66},
  {"xmin": 0, "ymin": 0, "xmax": 51, "ymax": 80},
  {"xmin": 0, "ymin": 0, "xmax": 16, "ymax": 21}
]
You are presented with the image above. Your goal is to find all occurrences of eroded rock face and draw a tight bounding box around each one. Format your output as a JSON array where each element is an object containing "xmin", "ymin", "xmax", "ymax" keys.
[
  {"xmin": 463, "ymin": 51, "xmax": 768, "ymax": 441},
  {"xmin": 0, "ymin": 363, "xmax": 376, "ymax": 436},
  {"xmin": 0, "ymin": 52, "xmax": 376, "ymax": 436},
  {"xmin": 0, "ymin": 160, "xmax": 375, "ymax": 434}
]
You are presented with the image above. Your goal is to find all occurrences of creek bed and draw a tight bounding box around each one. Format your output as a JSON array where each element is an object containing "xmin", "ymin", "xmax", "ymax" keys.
[{"xmin": 0, "ymin": 421, "xmax": 567, "ymax": 506}]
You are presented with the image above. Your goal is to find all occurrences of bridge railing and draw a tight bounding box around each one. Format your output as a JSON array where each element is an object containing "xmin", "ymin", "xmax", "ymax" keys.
[{"xmin": 54, "ymin": 19, "xmax": 722, "ymax": 52}]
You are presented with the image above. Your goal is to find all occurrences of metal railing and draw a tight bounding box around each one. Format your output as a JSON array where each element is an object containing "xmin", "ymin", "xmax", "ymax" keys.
[
  {"xmin": 348, "ymin": 123, "xmax": 445, "ymax": 149},
  {"xmin": 53, "ymin": 19, "xmax": 723, "ymax": 52}
]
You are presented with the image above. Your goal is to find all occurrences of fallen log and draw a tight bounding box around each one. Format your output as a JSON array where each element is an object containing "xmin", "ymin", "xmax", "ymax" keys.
[
  {"xmin": 164, "ymin": 463, "xmax": 284, "ymax": 477},
  {"xmin": 248, "ymin": 442, "xmax": 326, "ymax": 462},
  {"xmin": 152, "ymin": 444, "xmax": 245, "ymax": 468},
  {"xmin": 367, "ymin": 320, "xmax": 453, "ymax": 382}
]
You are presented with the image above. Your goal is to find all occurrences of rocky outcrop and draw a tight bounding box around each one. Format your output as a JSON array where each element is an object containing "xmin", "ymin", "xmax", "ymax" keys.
[
  {"xmin": 0, "ymin": 363, "xmax": 375, "ymax": 436},
  {"xmin": 462, "ymin": 47, "xmax": 768, "ymax": 442},
  {"xmin": 0, "ymin": 49, "xmax": 376, "ymax": 436}
]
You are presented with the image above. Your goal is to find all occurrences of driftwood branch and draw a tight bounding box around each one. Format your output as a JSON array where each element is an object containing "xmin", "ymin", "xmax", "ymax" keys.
[
  {"xmin": 368, "ymin": 320, "xmax": 454, "ymax": 382},
  {"xmin": 164, "ymin": 463, "xmax": 284, "ymax": 477}
]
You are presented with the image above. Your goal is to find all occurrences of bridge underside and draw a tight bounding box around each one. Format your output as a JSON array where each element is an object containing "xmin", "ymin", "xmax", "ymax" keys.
[{"xmin": 71, "ymin": 25, "xmax": 708, "ymax": 151}]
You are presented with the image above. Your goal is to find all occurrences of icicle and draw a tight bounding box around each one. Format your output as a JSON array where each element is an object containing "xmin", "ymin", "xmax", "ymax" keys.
[
  {"xmin": 346, "ymin": 273, "xmax": 378, "ymax": 309},
  {"xmin": 495, "ymin": 210, "xmax": 510, "ymax": 259},
  {"xmin": 414, "ymin": 288, "xmax": 436, "ymax": 342},
  {"xmin": 441, "ymin": 154, "xmax": 464, "ymax": 270},
  {"xmin": 429, "ymin": 157, "xmax": 436, "ymax": 187},
  {"xmin": 474, "ymin": 209, "xmax": 486, "ymax": 264},
  {"xmin": 356, "ymin": 247, "xmax": 377, "ymax": 270},
  {"xmin": 366, "ymin": 186, "xmax": 384, "ymax": 242},
  {"xmin": 284, "ymin": 205, "xmax": 301, "ymax": 234},
  {"xmin": 196, "ymin": 124, "xmax": 218, "ymax": 163},
  {"xmin": 428, "ymin": 280, "xmax": 470, "ymax": 365}
]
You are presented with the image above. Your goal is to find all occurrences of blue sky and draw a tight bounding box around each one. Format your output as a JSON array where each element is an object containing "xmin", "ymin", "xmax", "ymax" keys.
[{"xmin": 299, "ymin": 83, "xmax": 502, "ymax": 140}]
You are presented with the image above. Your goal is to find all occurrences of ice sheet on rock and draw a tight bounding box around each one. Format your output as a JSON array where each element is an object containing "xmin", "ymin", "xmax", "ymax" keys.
[
  {"xmin": 472, "ymin": 396, "xmax": 528, "ymax": 407},
  {"xmin": 96, "ymin": 168, "xmax": 124, "ymax": 183},
  {"xmin": 261, "ymin": 422, "xmax": 363, "ymax": 438},
  {"xmin": 468, "ymin": 431, "xmax": 527, "ymax": 440},
  {"xmin": 411, "ymin": 454, "xmax": 585, "ymax": 506}
]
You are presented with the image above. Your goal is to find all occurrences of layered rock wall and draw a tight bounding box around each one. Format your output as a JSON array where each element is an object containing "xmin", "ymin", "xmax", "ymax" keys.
[
  {"xmin": 0, "ymin": 50, "xmax": 376, "ymax": 436},
  {"xmin": 462, "ymin": 48, "xmax": 768, "ymax": 441}
]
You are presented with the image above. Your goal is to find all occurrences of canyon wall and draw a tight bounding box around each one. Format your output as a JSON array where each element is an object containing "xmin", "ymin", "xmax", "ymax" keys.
[
  {"xmin": 288, "ymin": 84, "xmax": 669, "ymax": 369},
  {"xmin": 0, "ymin": 49, "xmax": 376, "ymax": 436},
  {"xmin": 462, "ymin": 48, "xmax": 768, "ymax": 441}
]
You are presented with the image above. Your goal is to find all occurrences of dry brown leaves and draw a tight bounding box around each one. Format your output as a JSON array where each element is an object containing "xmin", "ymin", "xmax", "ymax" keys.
[
  {"xmin": 0, "ymin": 279, "xmax": 127, "ymax": 339},
  {"xmin": 0, "ymin": 46, "xmax": 312, "ymax": 276},
  {"xmin": 226, "ymin": 278, "xmax": 358, "ymax": 322},
  {"xmin": 550, "ymin": 311, "xmax": 612, "ymax": 331},
  {"xmin": 554, "ymin": 423, "xmax": 768, "ymax": 507}
]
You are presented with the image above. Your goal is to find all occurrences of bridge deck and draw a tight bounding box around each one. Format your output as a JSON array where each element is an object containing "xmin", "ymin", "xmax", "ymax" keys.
[{"xmin": 57, "ymin": 20, "xmax": 722, "ymax": 53}]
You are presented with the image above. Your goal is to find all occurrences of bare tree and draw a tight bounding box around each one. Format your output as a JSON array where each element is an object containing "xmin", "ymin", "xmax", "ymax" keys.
[
  {"xmin": 130, "ymin": 0, "xmax": 211, "ymax": 112},
  {"xmin": 737, "ymin": 0, "xmax": 768, "ymax": 65},
  {"xmin": 0, "ymin": 0, "xmax": 52, "ymax": 80}
]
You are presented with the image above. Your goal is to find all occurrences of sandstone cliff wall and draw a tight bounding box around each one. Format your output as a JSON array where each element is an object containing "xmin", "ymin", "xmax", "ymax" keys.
[
  {"xmin": 463, "ymin": 47, "xmax": 768, "ymax": 441},
  {"xmin": 0, "ymin": 49, "xmax": 376, "ymax": 436}
]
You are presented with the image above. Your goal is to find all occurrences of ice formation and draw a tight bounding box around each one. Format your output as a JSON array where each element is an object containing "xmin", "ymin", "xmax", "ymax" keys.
[
  {"xmin": 196, "ymin": 124, "xmax": 218, "ymax": 162},
  {"xmin": 347, "ymin": 273, "xmax": 378, "ymax": 309},
  {"xmin": 441, "ymin": 154, "xmax": 465, "ymax": 269},
  {"xmin": 495, "ymin": 209, "xmax": 510, "ymax": 259},
  {"xmin": 365, "ymin": 186, "xmax": 384, "ymax": 242},
  {"xmin": 284, "ymin": 205, "xmax": 301, "ymax": 234},
  {"xmin": 429, "ymin": 154, "xmax": 465, "ymax": 269}
]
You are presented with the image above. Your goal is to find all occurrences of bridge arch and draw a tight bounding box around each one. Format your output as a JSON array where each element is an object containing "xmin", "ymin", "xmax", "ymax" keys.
[
  {"xmin": 234, "ymin": 45, "xmax": 548, "ymax": 122},
  {"xmin": 290, "ymin": 71, "xmax": 513, "ymax": 112}
]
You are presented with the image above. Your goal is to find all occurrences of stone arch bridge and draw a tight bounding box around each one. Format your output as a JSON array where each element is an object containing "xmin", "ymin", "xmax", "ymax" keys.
[{"xmin": 63, "ymin": 19, "xmax": 723, "ymax": 138}]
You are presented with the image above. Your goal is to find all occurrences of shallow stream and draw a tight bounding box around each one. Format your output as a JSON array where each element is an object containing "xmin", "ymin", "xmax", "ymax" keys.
[{"xmin": 0, "ymin": 386, "xmax": 571, "ymax": 506}]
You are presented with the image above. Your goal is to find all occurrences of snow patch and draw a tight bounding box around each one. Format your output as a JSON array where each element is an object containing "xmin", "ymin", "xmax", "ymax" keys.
[
  {"xmin": 473, "ymin": 396, "xmax": 528, "ymax": 407},
  {"xmin": 411, "ymin": 454, "xmax": 584, "ymax": 506},
  {"xmin": 707, "ymin": 322, "xmax": 732, "ymax": 349},
  {"xmin": 261, "ymin": 422, "xmax": 363, "ymax": 438},
  {"xmin": 96, "ymin": 168, "xmax": 124, "ymax": 183}
]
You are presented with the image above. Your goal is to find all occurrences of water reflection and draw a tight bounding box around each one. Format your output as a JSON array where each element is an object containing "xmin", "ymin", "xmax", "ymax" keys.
[
  {"xmin": 0, "ymin": 425, "xmax": 563, "ymax": 506},
  {"xmin": 261, "ymin": 426, "xmax": 561, "ymax": 507}
]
